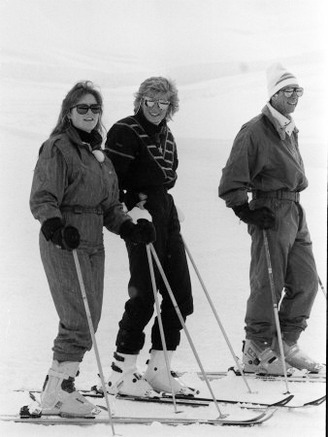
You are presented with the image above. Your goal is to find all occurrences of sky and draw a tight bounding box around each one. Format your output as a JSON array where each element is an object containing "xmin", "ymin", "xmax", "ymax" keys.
[
  {"xmin": 1, "ymin": 0, "xmax": 326, "ymax": 83},
  {"xmin": 1, "ymin": 0, "xmax": 327, "ymax": 141}
]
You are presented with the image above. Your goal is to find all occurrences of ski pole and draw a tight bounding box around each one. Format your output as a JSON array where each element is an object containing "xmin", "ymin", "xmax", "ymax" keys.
[
  {"xmin": 318, "ymin": 276, "xmax": 327, "ymax": 299},
  {"xmin": 148, "ymin": 243, "xmax": 227, "ymax": 419},
  {"xmin": 262, "ymin": 231, "xmax": 291, "ymax": 394},
  {"xmin": 72, "ymin": 249, "xmax": 116, "ymax": 435},
  {"xmin": 181, "ymin": 235, "xmax": 253, "ymax": 394},
  {"xmin": 146, "ymin": 245, "xmax": 180, "ymax": 414}
]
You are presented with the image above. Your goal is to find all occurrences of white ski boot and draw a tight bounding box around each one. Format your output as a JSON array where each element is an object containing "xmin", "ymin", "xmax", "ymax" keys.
[
  {"xmin": 41, "ymin": 361, "xmax": 99, "ymax": 417},
  {"xmin": 242, "ymin": 339, "xmax": 290, "ymax": 375},
  {"xmin": 105, "ymin": 352, "xmax": 158, "ymax": 397},
  {"xmin": 274, "ymin": 339, "xmax": 326, "ymax": 374},
  {"xmin": 144, "ymin": 350, "xmax": 199, "ymax": 395}
]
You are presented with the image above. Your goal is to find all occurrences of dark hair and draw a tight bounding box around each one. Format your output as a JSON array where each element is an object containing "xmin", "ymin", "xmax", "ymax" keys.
[
  {"xmin": 133, "ymin": 77, "xmax": 179, "ymax": 121},
  {"xmin": 50, "ymin": 81, "xmax": 104, "ymax": 136}
]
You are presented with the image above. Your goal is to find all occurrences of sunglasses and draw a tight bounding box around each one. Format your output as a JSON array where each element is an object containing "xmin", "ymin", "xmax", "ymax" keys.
[
  {"xmin": 71, "ymin": 104, "xmax": 102, "ymax": 115},
  {"xmin": 143, "ymin": 98, "xmax": 170, "ymax": 110},
  {"xmin": 280, "ymin": 88, "xmax": 304, "ymax": 98}
]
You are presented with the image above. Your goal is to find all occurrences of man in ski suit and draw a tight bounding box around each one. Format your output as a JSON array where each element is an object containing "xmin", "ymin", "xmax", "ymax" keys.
[
  {"xmin": 104, "ymin": 77, "xmax": 195, "ymax": 396},
  {"xmin": 218, "ymin": 64, "xmax": 324, "ymax": 375}
]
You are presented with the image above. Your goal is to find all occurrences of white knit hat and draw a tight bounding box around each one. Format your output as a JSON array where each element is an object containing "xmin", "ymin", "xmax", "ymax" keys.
[{"xmin": 266, "ymin": 63, "xmax": 299, "ymax": 99}]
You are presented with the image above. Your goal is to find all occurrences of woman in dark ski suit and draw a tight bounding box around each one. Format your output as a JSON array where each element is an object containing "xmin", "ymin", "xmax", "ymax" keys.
[
  {"xmin": 104, "ymin": 77, "xmax": 194, "ymax": 397},
  {"xmin": 30, "ymin": 81, "xmax": 155, "ymax": 417}
]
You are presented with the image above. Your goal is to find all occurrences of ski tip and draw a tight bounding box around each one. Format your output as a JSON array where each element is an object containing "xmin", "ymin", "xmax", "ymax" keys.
[
  {"xmin": 271, "ymin": 394, "xmax": 294, "ymax": 406},
  {"xmin": 214, "ymin": 408, "xmax": 277, "ymax": 426},
  {"xmin": 303, "ymin": 395, "xmax": 326, "ymax": 407}
]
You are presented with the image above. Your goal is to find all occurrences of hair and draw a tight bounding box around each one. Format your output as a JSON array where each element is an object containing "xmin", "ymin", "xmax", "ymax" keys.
[
  {"xmin": 50, "ymin": 80, "xmax": 104, "ymax": 137},
  {"xmin": 133, "ymin": 76, "xmax": 179, "ymax": 121}
]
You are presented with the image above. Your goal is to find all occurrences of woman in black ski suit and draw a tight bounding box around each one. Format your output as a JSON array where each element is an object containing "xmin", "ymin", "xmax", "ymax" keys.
[{"xmin": 104, "ymin": 77, "xmax": 195, "ymax": 397}]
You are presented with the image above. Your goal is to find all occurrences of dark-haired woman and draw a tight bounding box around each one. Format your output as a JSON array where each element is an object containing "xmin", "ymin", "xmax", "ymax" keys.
[{"xmin": 30, "ymin": 81, "xmax": 155, "ymax": 417}]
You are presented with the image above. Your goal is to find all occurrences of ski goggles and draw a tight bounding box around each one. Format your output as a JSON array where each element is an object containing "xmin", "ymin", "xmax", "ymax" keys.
[
  {"xmin": 71, "ymin": 104, "xmax": 102, "ymax": 115},
  {"xmin": 143, "ymin": 98, "xmax": 170, "ymax": 110},
  {"xmin": 280, "ymin": 88, "xmax": 304, "ymax": 98}
]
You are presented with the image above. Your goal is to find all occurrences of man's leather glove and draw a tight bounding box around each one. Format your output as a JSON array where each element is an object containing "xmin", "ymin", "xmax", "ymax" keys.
[
  {"xmin": 119, "ymin": 219, "xmax": 156, "ymax": 244},
  {"xmin": 41, "ymin": 217, "xmax": 80, "ymax": 250},
  {"xmin": 232, "ymin": 203, "xmax": 276, "ymax": 230}
]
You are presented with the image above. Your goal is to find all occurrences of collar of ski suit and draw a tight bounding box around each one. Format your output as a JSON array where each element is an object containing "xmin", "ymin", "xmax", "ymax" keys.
[
  {"xmin": 135, "ymin": 109, "xmax": 167, "ymax": 138},
  {"xmin": 262, "ymin": 104, "xmax": 298, "ymax": 140},
  {"xmin": 73, "ymin": 126, "xmax": 103, "ymax": 150}
]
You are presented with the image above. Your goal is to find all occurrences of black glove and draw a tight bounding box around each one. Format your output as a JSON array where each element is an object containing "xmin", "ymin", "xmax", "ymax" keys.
[
  {"xmin": 41, "ymin": 217, "xmax": 80, "ymax": 250},
  {"xmin": 232, "ymin": 203, "xmax": 276, "ymax": 230},
  {"xmin": 119, "ymin": 219, "xmax": 156, "ymax": 244}
]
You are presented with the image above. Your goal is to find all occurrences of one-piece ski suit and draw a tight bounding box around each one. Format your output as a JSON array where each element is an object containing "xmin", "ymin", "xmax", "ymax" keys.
[
  {"xmin": 219, "ymin": 105, "xmax": 318, "ymax": 344},
  {"xmin": 105, "ymin": 110, "xmax": 193, "ymax": 353}
]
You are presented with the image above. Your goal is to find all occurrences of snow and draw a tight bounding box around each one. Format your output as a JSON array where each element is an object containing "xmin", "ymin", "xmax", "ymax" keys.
[{"xmin": 0, "ymin": 0, "xmax": 326, "ymax": 436}]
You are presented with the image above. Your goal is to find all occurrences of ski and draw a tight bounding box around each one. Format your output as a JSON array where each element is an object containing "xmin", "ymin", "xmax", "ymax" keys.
[
  {"xmin": 86, "ymin": 386, "xmax": 325, "ymax": 409},
  {"xmin": 163, "ymin": 393, "xmax": 326, "ymax": 409},
  {"xmin": 15, "ymin": 387, "xmax": 325, "ymax": 409},
  {"xmin": 0, "ymin": 408, "xmax": 277, "ymax": 426},
  {"xmin": 115, "ymin": 393, "xmax": 211, "ymax": 407},
  {"xmin": 97, "ymin": 404, "xmax": 277, "ymax": 426},
  {"xmin": 68, "ymin": 386, "xmax": 294, "ymax": 409},
  {"xmin": 192, "ymin": 368, "xmax": 326, "ymax": 383},
  {"xmin": 112, "ymin": 392, "xmax": 294, "ymax": 409},
  {"xmin": 162, "ymin": 393, "xmax": 294, "ymax": 408},
  {"xmin": 14, "ymin": 388, "xmax": 287, "ymax": 410},
  {"xmin": 283, "ymin": 394, "xmax": 326, "ymax": 409}
]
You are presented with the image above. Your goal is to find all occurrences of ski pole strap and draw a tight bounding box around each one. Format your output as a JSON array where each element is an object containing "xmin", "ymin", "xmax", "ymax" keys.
[
  {"xmin": 61, "ymin": 205, "xmax": 103, "ymax": 215},
  {"xmin": 253, "ymin": 190, "xmax": 300, "ymax": 202}
]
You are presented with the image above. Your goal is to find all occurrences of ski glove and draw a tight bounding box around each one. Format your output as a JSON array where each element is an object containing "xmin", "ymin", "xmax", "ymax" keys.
[
  {"xmin": 41, "ymin": 217, "xmax": 80, "ymax": 250},
  {"xmin": 119, "ymin": 219, "xmax": 156, "ymax": 244},
  {"xmin": 232, "ymin": 203, "xmax": 276, "ymax": 230}
]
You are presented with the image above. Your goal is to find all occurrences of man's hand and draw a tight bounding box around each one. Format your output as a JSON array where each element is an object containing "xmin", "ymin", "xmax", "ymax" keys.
[{"xmin": 232, "ymin": 203, "xmax": 276, "ymax": 229}]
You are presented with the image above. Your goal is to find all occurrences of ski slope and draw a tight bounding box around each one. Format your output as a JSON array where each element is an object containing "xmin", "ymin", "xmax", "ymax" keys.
[{"xmin": 0, "ymin": 1, "xmax": 326, "ymax": 436}]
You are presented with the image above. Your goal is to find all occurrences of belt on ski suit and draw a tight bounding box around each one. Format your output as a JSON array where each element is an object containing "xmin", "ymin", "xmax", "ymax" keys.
[
  {"xmin": 60, "ymin": 205, "xmax": 103, "ymax": 215},
  {"xmin": 252, "ymin": 189, "xmax": 300, "ymax": 202}
]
